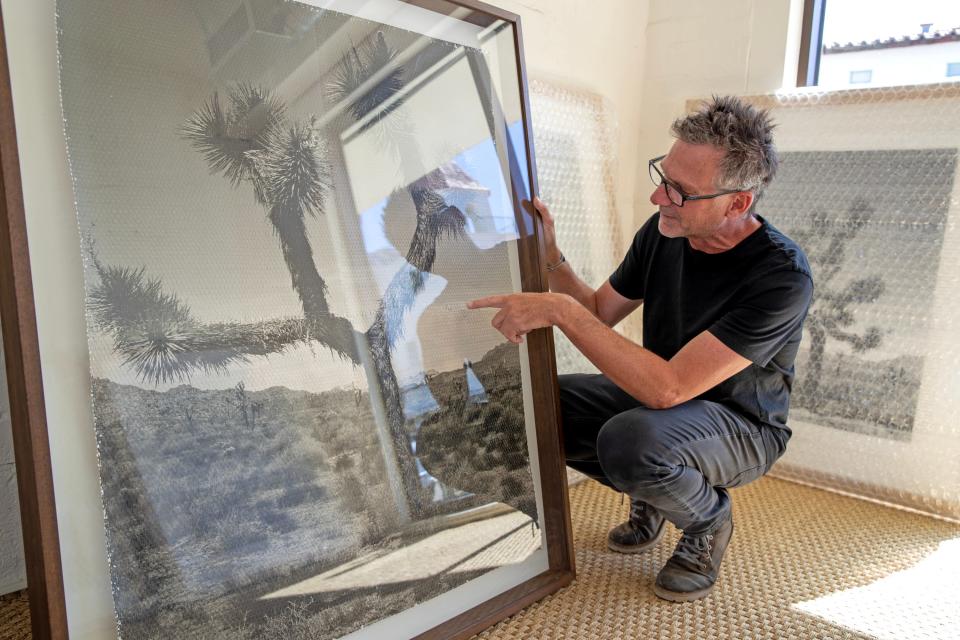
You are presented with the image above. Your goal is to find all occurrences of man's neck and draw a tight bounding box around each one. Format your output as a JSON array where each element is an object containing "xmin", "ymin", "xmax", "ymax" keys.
[{"xmin": 687, "ymin": 214, "xmax": 762, "ymax": 254}]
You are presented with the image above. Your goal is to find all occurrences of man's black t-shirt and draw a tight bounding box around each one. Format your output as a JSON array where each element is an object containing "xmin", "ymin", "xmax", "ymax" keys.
[{"xmin": 609, "ymin": 213, "xmax": 813, "ymax": 435}]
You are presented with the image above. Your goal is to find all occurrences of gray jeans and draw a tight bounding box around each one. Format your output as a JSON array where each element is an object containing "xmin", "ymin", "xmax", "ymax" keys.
[{"xmin": 560, "ymin": 373, "xmax": 789, "ymax": 534}]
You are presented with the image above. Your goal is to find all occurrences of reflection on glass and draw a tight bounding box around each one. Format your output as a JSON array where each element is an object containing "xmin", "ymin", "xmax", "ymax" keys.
[{"xmin": 57, "ymin": 1, "xmax": 542, "ymax": 638}]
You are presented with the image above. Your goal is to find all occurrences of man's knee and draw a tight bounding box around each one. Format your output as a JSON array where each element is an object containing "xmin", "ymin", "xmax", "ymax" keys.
[{"xmin": 596, "ymin": 410, "xmax": 671, "ymax": 489}]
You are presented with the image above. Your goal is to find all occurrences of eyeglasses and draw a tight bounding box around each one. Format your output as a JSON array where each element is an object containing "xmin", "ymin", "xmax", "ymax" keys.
[{"xmin": 648, "ymin": 155, "xmax": 743, "ymax": 207}]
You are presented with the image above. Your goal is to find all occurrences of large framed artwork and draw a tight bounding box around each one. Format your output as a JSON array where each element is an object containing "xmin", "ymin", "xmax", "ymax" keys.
[{"xmin": 0, "ymin": 1, "xmax": 574, "ymax": 638}]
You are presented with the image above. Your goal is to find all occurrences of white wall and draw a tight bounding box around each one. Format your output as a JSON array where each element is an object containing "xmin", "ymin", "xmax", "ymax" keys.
[
  {"xmin": 634, "ymin": 0, "xmax": 799, "ymax": 228},
  {"xmin": 496, "ymin": 0, "xmax": 650, "ymax": 246}
]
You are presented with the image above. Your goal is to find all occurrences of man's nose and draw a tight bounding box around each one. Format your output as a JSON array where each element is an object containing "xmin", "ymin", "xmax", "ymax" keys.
[{"xmin": 650, "ymin": 182, "xmax": 671, "ymax": 206}]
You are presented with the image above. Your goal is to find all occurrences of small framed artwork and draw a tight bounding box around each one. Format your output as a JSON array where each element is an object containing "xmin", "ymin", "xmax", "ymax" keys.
[
  {"xmin": 686, "ymin": 85, "xmax": 960, "ymax": 519},
  {"xmin": 0, "ymin": 0, "xmax": 574, "ymax": 638},
  {"xmin": 754, "ymin": 85, "xmax": 960, "ymax": 518}
]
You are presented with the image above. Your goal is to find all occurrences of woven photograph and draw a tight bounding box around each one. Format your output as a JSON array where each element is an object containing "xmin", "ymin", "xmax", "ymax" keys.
[{"xmin": 763, "ymin": 148, "xmax": 956, "ymax": 440}]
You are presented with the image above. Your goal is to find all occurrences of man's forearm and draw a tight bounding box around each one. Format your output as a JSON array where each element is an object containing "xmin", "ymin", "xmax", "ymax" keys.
[
  {"xmin": 546, "ymin": 259, "xmax": 600, "ymax": 318},
  {"xmin": 552, "ymin": 296, "xmax": 681, "ymax": 408}
]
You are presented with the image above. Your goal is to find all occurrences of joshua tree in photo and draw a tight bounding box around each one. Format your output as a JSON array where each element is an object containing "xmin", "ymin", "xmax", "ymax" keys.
[
  {"xmin": 181, "ymin": 84, "xmax": 359, "ymax": 361},
  {"xmin": 329, "ymin": 33, "xmax": 405, "ymax": 127},
  {"xmin": 792, "ymin": 198, "xmax": 885, "ymax": 398},
  {"xmin": 251, "ymin": 401, "xmax": 264, "ymax": 428},
  {"xmin": 234, "ymin": 381, "xmax": 250, "ymax": 428},
  {"xmin": 88, "ymin": 37, "xmax": 467, "ymax": 517}
]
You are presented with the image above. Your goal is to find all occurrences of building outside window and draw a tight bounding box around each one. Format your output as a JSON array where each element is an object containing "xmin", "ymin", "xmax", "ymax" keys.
[{"xmin": 800, "ymin": 0, "xmax": 960, "ymax": 88}]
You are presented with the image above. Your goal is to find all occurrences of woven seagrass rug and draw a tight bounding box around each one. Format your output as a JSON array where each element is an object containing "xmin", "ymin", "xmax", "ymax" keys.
[
  {"xmin": 480, "ymin": 476, "xmax": 960, "ymax": 640},
  {"xmin": 2, "ymin": 476, "xmax": 957, "ymax": 639},
  {"xmin": 0, "ymin": 591, "xmax": 29, "ymax": 640}
]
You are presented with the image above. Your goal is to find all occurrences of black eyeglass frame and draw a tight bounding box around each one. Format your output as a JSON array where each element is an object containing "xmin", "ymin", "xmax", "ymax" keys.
[{"xmin": 648, "ymin": 154, "xmax": 745, "ymax": 207}]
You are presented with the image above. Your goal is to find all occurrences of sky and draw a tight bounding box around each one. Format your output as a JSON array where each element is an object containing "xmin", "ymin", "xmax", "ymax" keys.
[{"xmin": 823, "ymin": 0, "xmax": 960, "ymax": 45}]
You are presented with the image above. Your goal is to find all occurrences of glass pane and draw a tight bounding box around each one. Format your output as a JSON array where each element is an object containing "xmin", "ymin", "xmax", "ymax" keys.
[{"xmin": 55, "ymin": 1, "xmax": 546, "ymax": 637}]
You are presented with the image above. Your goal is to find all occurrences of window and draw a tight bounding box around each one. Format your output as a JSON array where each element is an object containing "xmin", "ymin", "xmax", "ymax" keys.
[{"xmin": 797, "ymin": 0, "xmax": 960, "ymax": 88}]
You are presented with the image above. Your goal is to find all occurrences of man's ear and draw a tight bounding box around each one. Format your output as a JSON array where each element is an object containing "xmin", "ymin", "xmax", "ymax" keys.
[{"xmin": 726, "ymin": 191, "xmax": 755, "ymax": 218}]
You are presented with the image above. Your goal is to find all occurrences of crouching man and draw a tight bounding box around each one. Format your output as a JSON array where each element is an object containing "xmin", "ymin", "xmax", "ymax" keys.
[{"xmin": 469, "ymin": 95, "xmax": 813, "ymax": 601}]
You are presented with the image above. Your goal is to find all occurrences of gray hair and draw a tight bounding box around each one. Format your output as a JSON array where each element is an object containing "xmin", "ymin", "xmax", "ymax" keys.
[{"xmin": 670, "ymin": 95, "xmax": 779, "ymax": 198}]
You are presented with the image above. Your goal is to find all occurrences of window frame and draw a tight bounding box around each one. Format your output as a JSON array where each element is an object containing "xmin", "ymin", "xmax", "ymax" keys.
[{"xmin": 796, "ymin": 0, "xmax": 828, "ymax": 87}]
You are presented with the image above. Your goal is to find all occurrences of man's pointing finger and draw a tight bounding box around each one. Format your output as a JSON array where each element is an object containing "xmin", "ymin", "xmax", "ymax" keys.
[{"xmin": 466, "ymin": 295, "xmax": 508, "ymax": 309}]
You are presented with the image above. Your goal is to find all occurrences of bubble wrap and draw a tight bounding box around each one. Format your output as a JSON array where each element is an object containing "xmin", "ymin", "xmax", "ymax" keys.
[
  {"xmin": 733, "ymin": 84, "xmax": 960, "ymax": 520},
  {"xmin": 529, "ymin": 80, "xmax": 636, "ymax": 375}
]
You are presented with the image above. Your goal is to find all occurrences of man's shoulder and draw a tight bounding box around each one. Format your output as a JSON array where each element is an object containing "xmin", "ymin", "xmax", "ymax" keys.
[{"xmin": 753, "ymin": 217, "xmax": 813, "ymax": 281}]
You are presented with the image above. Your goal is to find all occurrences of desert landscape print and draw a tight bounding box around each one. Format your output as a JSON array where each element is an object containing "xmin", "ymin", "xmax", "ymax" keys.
[{"xmin": 58, "ymin": 1, "xmax": 544, "ymax": 637}]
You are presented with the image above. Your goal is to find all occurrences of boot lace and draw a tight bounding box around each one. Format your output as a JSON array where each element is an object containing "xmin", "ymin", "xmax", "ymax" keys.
[
  {"xmin": 673, "ymin": 532, "xmax": 714, "ymax": 570},
  {"xmin": 629, "ymin": 500, "xmax": 648, "ymax": 522}
]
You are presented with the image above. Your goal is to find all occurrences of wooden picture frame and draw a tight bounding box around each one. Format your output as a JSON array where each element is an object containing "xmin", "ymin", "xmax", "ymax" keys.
[{"xmin": 0, "ymin": 1, "xmax": 575, "ymax": 638}]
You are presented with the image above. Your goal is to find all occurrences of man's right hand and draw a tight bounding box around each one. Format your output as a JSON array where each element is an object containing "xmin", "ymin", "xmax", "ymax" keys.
[{"xmin": 531, "ymin": 196, "xmax": 562, "ymax": 265}]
